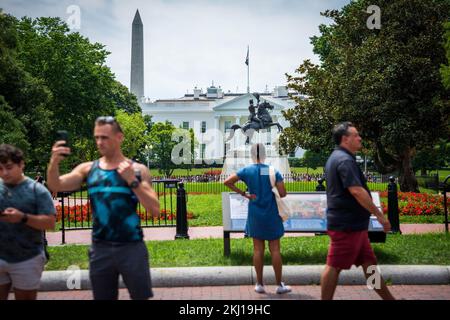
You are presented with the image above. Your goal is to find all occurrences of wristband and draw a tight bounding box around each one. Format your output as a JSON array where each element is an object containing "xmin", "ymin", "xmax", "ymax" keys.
[{"xmin": 21, "ymin": 213, "xmax": 29, "ymax": 224}]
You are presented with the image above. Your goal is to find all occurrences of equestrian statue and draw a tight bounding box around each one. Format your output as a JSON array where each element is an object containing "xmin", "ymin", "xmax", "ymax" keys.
[{"xmin": 226, "ymin": 92, "xmax": 283, "ymax": 144}]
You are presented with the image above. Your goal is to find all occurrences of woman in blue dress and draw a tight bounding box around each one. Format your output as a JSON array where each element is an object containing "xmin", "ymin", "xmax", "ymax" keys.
[{"xmin": 224, "ymin": 143, "xmax": 291, "ymax": 294}]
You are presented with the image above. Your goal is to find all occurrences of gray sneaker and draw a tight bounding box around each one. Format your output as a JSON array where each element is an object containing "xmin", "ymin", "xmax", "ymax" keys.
[
  {"xmin": 254, "ymin": 283, "xmax": 266, "ymax": 294},
  {"xmin": 276, "ymin": 282, "xmax": 292, "ymax": 294}
]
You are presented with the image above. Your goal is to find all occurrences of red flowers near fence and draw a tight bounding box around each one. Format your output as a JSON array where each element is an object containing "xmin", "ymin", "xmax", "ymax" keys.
[
  {"xmin": 55, "ymin": 203, "xmax": 195, "ymax": 223},
  {"xmin": 379, "ymin": 192, "xmax": 449, "ymax": 216}
]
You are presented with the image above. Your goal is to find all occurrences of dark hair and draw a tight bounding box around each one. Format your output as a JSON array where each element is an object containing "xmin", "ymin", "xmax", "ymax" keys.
[
  {"xmin": 332, "ymin": 122, "xmax": 355, "ymax": 145},
  {"xmin": 251, "ymin": 143, "xmax": 266, "ymax": 162},
  {"xmin": 0, "ymin": 144, "xmax": 24, "ymax": 165},
  {"xmin": 95, "ymin": 116, "xmax": 123, "ymax": 133}
]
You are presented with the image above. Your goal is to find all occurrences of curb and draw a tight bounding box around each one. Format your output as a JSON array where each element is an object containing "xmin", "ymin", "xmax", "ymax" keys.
[{"xmin": 39, "ymin": 265, "xmax": 450, "ymax": 291}]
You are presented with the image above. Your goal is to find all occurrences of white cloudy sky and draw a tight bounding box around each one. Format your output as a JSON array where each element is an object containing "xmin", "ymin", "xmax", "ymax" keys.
[{"xmin": 2, "ymin": 0, "xmax": 350, "ymax": 99}]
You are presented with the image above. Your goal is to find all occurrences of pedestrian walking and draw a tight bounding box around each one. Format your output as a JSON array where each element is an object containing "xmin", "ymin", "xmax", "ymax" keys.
[{"xmin": 321, "ymin": 122, "xmax": 395, "ymax": 300}]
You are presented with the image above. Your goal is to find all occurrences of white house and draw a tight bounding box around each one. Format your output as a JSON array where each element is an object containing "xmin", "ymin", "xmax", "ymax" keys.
[{"xmin": 141, "ymin": 85, "xmax": 305, "ymax": 164}]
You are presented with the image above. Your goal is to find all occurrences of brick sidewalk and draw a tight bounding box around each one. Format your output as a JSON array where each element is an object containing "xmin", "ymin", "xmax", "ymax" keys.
[
  {"xmin": 9, "ymin": 285, "xmax": 450, "ymax": 300},
  {"xmin": 46, "ymin": 224, "xmax": 447, "ymax": 246}
]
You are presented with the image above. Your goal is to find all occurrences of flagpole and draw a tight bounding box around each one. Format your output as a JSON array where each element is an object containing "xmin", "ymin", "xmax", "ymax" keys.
[{"xmin": 247, "ymin": 46, "xmax": 250, "ymax": 93}]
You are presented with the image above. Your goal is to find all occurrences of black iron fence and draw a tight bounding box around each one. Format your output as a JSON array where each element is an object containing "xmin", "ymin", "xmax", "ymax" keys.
[
  {"xmin": 56, "ymin": 179, "xmax": 182, "ymax": 243},
  {"xmin": 416, "ymin": 174, "xmax": 440, "ymax": 192},
  {"xmin": 163, "ymin": 173, "xmax": 394, "ymax": 194},
  {"xmin": 54, "ymin": 173, "xmax": 448, "ymax": 244}
]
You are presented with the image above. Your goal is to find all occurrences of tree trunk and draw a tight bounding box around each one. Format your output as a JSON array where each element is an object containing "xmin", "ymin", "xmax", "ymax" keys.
[{"xmin": 398, "ymin": 148, "xmax": 420, "ymax": 192}]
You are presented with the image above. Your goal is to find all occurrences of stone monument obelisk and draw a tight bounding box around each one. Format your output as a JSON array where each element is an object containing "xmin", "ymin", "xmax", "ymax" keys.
[{"xmin": 130, "ymin": 9, "xmax": 144, "ymax": 100}]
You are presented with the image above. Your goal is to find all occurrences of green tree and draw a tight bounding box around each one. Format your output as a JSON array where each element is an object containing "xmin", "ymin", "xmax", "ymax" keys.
[
  {"xmin": 147, "ymin": 122, "xmax": 197, "ymax": 177},
  {"xmin": 0, "ymin": 11, "xmax": 141, "ymax": 170},
  {"xmin": 301, "ymin": 150, "xmax": 329, "ymax": 173},
  {"xmin": 148, "ymin": 122, "xmax": 178, "ymax": 177},
  {"xmin": 0, "ymin": 96, "xmax": 29, "ymax": 151},
  {"xmin": 413, "ymin": 147, "xmax": 445, "ymax": 175},
  {"xmin": 441, "ymin": 21, "xmax": 450, "ymax": 88},
  {"xmin": 115, "ymin": 110, "xmax": 148, "ymax": 159},
  {"xmin": 143, "ymin": 114, "xmax": 153, "ymax": 133},
  {"xmin": 281, "ymin": 0, "xmax": 450, "ymax": 192},
  {"xmin": 0, "ymin": 12, "xmax": 53, "ymax": 170},
  {"xmin": 14, "ymin": 16, "xmax": 141, "ymax": 157}
]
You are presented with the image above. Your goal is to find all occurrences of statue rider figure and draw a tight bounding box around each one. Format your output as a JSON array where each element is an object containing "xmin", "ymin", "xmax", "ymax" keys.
[{"xmin": 248, "ymin": 99, "xmax": 263, "ymax": 128}]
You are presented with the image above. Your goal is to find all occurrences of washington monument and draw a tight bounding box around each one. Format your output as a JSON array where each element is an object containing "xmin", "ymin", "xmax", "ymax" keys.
[{"xmin": 130, "ymin": 9, "xmax": 144, "ymax": 100}]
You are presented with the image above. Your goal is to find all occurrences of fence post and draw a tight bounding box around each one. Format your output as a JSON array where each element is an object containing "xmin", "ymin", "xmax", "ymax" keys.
[
  {"xmin": 175, "ymin": 182, "xmax": 190, "ymax": 239},
  {"xmin": 59, "ymin": 192, "xmax": 66, "ymax": 244},
  {"xmin": 387, "ymin": 176, "xmax": 401, "ymax": 234},
  {"xmin": 316, "ymin": 178, "xmax": 326, "ymax": 191},
  {"xmin": 224, "ymin": 231, "xmax": 231, "ymax": 257},
  {"xmin": 443, "ymin": 175, "xmax": 450, "ymax": 233}
]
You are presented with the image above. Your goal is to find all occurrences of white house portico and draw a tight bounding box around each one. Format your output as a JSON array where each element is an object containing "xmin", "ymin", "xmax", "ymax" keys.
[{"xmin": 141, "ymin": 85, "xmax": 305, "ymax": 162}]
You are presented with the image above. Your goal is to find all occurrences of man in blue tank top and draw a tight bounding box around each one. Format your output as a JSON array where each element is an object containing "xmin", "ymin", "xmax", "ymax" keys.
[{"xmin": 47, "ymin": 116, "xmax": 160, "ymax": 300}]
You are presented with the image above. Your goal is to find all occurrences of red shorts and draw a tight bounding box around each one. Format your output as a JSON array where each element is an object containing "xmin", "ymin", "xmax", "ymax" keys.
[{"xmin": 326, "ymin": 230, "xmax": 377, "ymax": 270}]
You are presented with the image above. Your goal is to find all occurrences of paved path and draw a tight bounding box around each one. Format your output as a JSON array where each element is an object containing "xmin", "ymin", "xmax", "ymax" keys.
[
  {"xmin": 46, "ymin": 224, "xmax": 447, "ymax": 246},
  {"xmin": 8, "ymin": 285, "xmax": 450, "ymax": 300}
]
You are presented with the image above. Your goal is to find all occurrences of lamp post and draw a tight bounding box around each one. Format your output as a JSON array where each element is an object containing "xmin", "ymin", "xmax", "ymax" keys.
[{"xmin": 145, "ymin": 144, "xmax": 153, "ymax": 168}]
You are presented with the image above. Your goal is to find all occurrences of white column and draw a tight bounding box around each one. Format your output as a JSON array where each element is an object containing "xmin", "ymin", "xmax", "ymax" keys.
[
  {"xmin": 235, "ymin": 116, "xmax": 241, "ymax": 147},
  {"xmin": 214, "ymin": 116, "xmax": 220, "ymax": 159},
  {"xmin": 240, "ymin": 115, "xmax": 247, "ymax": 145}
]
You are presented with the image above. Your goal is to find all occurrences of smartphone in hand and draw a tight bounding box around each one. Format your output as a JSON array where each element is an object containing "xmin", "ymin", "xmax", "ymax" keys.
[{"xmin": 56, "ymin": 130, "xmax": 70, "ymax": 157}]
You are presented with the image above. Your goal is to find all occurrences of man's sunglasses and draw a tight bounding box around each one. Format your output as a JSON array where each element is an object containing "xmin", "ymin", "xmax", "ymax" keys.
[{"xmin": 96, "ymin": 116, "xmax": 117, "ymax": 123}]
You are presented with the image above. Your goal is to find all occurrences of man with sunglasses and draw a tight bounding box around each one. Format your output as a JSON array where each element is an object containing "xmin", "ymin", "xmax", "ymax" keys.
[{"xmin": 47, "ymin": 116, "xmax": 160, "ymax": 300}]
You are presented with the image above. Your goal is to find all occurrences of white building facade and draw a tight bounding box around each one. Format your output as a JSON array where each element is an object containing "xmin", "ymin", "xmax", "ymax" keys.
[{"xmin": 141, "ymin": 85, "xmax": 304, "ymax": 164}]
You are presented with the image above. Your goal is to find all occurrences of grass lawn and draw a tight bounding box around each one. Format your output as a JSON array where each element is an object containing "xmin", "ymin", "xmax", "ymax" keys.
[
  {"xmin": 289, "ymin": 167, "xmax": 324, "ymax": 174},
  {"xmin": 425, "ymin": 170, "xmax": 450, "ymax": 182},
  {"xmin": 45, "ymin": 233, "xmax": 450, "ymax": 271}
]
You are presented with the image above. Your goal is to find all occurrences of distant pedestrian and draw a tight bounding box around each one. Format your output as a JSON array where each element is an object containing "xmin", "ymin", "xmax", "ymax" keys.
[
  {"xmin": 321, "ymin": 122, "xmax": 394, "ymax": 300},
  {"xmin": 0, "ymin": 144, "xmax": 56, "ymax": 300},
  {"xmin": 34, "ymin": 172, "xmax": 44, "ymax": 185},
  {"xmin": 224, "ymin": 143, "xmax": 291, "ymax": 294}
]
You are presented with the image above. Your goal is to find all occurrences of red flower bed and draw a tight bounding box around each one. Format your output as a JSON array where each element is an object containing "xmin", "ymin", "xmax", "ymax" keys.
[
  {"xmin": 203, "ymin": 170, "xmax": 222, "ymax": 176},
  {"xmin": 55, "ymin": 202, "xmax": 195, "ymax": 223},
  {"xmin": 379, "ymin": 192, "xmax": 449, "ymax": 216}
]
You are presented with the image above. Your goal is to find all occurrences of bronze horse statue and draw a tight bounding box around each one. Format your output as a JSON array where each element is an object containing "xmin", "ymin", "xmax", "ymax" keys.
[{"xmin": 226, "ymin": 93, "xmax": 283, "ymax": 144}]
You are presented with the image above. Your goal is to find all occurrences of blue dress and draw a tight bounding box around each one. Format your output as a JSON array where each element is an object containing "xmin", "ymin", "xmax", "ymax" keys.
[{"xmin": 237, "ymin": 163, "xmax": 284, "ymax": 240}]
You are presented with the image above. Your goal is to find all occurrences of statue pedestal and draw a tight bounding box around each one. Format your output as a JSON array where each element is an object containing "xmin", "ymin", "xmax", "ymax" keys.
[{"xmin": 222, "ymin": 144, "xmax": 291, "ymax": 177}]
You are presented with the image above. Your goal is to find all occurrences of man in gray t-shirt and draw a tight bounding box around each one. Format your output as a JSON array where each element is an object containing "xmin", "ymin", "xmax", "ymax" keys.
[{"xmin": 0, "ymin": 144, "xmax": 56, "ymax": 300}]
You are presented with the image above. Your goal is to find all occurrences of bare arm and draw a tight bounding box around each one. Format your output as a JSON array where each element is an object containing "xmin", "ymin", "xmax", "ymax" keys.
[
  {"xmin": 224, "ymin": 174, "xmax": 256, "ymax": 200},
  {"xmin": 135, "ymin": 164, "xmax": 160, "ymax": 218},
  {"xmin": 275, "ymin": 181, "xmax": 287, "ymax": 198},
  {"xmin": 47, "ymin": 141, "xmax": 91, "ymax": 192},
  {"xmin": 0, "ymin": 208, "xmax": 56, "ymax": 231},
  {"xmin": 47, "ymin": 161, "xmax": 91, "ymax": 192},
  {"xmin": 348, "ymin": 186, "xmax": 391, "ymax": 232}
]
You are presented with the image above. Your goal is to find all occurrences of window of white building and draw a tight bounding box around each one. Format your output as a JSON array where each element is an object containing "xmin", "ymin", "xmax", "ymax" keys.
[
  {"xmin": 224, "ymin": 120, "xmax": 231, "ymax": 132},
  {"xmin": 201, "ymin": 143, "xmax": 206, "ymax": 159}
]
